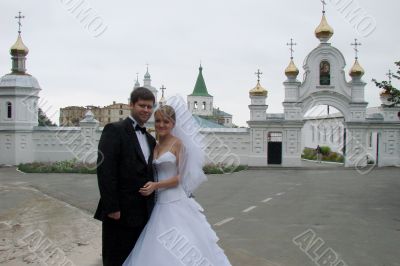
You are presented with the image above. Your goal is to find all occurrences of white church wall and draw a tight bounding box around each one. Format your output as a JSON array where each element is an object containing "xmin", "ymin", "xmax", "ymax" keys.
[
  {"xmin": 200, "ymin": 128, "xmax": 250, "ymax": 166},
  {"xmin": 0, "ymin": 124, "xmax": 251, "ymax": 167},
  {"xmin": 32, "ymin": 127, "xmax": 100, "ymax": 164},
  {"xmin": 302, "ymin": 117, "xmax": 345, "ymax": 154}
]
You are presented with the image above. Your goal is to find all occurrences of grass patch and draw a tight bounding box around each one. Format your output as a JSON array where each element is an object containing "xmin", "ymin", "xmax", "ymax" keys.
[
  {"xmin": 203, "ymin": 164, "xmax": 248, "ymax": 174},
  {"xmin": 18, "ymin": 159, "xmax": 97, "ymax": 174},
  {"xmin": 301, "ymin": 147, "xmax": 344, "ymax": 163},
  {"xmin": 18, "ymin": 160, "xmax": 247, "ymax": 175}
]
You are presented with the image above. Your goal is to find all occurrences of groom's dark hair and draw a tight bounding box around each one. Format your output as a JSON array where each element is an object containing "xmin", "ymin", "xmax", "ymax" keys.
[{"xmin": 130, "ymin": 87, "xmax": 155, "ymax": 105}]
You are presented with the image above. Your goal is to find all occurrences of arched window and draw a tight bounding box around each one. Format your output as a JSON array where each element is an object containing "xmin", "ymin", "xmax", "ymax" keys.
[
  {"xmin": 7, "ymin": 102, "xmax": 12, "ymax": 118},
  {"xmin": 311, "ymin": 125, "xmax": 315, "ymax": 142},
  {"xmin": 202, "ymin": 102, "xmax": 206, "ymax": 110},
  {"xmin": 368, "ymin": 132, "xmax": 373, "ymax": 148},
  {"xmin": 194, "ymin": 101, "xmax": 198, "ymax": 109},
  {"xmin": 318, "ymin": 127, "xmax": 321, "ymax": 142},
  {"xmin": 320, "ymin": 61, "xmax": 331, "ymax": 85},
  {"xmin": 119, "ymin": 110, "xmax": 123, "ymax": 115}
]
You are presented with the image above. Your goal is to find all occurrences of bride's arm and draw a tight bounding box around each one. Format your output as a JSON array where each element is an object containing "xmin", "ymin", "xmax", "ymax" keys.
[
  {"xmin": 139, "ymin": 140, "xmax": 182, "ymax": 196},
  {"xmin": 155, "ymin": 174, "xmax": 180, "ymax": 189}
]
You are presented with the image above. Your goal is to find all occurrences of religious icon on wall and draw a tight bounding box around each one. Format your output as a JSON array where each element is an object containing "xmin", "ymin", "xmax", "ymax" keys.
[{"xmin": 320, "ymin": 61, "xmax": 331, "ymax": 85}]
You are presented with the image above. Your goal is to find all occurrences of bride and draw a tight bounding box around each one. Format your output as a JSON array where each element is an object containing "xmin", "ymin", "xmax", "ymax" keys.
[{"xmin": 123, "ymin": 96, "xmax": 232, "ymax": 266}]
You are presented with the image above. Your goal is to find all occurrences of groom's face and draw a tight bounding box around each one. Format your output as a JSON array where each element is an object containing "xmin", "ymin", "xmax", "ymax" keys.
[{"xmin": 130, "ymin": 99, "xmax": 154, "ymax": 125}]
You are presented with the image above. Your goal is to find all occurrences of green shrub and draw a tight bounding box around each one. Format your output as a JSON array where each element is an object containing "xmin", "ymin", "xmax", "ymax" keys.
[
  {"xmin": 336, "ymin": 156, "xmax": 344, "ymax": 163},
  {"xmin": 203, "ymin": 164, "xmax": 247, "ymax": 174},
  {"xmin": 18, "ymin": 160, "xmax": 97, "ymax": 174},
  {"xmin": 320, "ymin": 146, "xmax": 331, "ymax": 155},
  {"xmin": 302, "ymin": 147, "xmax": 317, "ymax": 160},
  {"xmin": 302, "ymin": 147, "xmax": 343, "ymax": 163},
  {"xmin": 18, "ymin": 160, "xmax": 246, "ymax": 175}
]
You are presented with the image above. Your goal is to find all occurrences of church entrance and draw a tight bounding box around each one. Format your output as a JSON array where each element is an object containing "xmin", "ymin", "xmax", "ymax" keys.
[
  {"xmin": 267, "ymin": 132, "xmax": 282, "ymax": 165},
  {"xmin": 302, "ymin": 105, "xmax": 346, "ymax": 166}
]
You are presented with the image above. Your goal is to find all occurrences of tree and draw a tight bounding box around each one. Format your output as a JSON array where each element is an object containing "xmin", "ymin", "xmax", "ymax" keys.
[
  {"xmin": 372, "ymin": 61, "xmax": 400, "ymax": 106},
  {"xmin": 38, "ymin": 108, "xmax": 57, "ymax": 127}
]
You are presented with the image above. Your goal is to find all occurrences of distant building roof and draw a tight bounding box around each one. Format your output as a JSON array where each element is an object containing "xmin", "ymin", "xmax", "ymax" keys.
[
  {"xmin": 213, "ymin": 108, "xmax": 232, "ymax": 117},
  {"xmin": 193, "ymin": 115, "xmax": 226, "ymax": 128}
]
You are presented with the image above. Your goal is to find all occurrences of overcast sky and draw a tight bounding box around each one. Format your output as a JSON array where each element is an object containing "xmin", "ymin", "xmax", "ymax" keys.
[{"xmin": 1, "ymin": 0, "xmax": 399, "ymax": 126}]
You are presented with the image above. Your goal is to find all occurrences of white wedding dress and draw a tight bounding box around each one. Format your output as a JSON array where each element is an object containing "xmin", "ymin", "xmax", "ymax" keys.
[{"xmin": 123, "ymin": 151, "xmax": 232, "ymax": 266}]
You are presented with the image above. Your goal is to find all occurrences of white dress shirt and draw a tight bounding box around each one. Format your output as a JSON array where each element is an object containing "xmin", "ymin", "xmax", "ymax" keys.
[{"xmin": 129, "ymin": 116, "xmax": 150, "ymax": 163}]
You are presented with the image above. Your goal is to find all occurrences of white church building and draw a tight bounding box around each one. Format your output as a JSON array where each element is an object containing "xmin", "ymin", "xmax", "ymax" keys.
[{"xmin": 1, "ymin": 9, "xmax": 399, "ymax": 168}]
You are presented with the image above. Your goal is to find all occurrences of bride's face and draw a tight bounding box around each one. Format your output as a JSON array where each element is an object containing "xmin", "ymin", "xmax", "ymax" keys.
[{"xmin": 155, "ymin": 112, "xmax": 175, "ymax": 137}]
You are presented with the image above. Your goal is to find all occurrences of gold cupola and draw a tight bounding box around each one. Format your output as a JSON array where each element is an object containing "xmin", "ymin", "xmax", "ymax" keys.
[
  {"xmin": 349, "ymin": 59, "xmax": 365, "ymax": 78},
  {"xmin": 315, "ymin": 12, "xmax": 334, "ymax": 42},
  {"xmin": 285, "ymin": 59, "xmax": 299, "ymax": 78},
  {"xmin": 10, "ymin": 34, "xmax": 29, "ymax": 56},
  {"xmin": 249, "ymin": 81, "xmax": 268, "ymax": 97}
]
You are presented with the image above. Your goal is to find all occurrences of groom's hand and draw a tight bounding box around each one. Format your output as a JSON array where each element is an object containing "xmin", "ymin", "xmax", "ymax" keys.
[
  {"xmin": 107, "ymin": 211, "xmax": 121, "ymax": 220},
  {"xmin": 139, "ymin": 182, "xmax": 157, "ymax": 196}
]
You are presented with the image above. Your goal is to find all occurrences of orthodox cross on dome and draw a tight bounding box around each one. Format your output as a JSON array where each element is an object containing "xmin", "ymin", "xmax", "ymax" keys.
[
  {"xmin": 386, "ymin": 70, "xmax": 393, "ymax": 84},
  {"xmin": 160, "ymin": 85, "xmax": 166, "ymax": 97},
  {"xmin": 255, "ymin": 69, "xmax": 263, "ymax": 83},
  {"xmin": 351, "ymin": 38, "xmax": 362, "ymax": 59},
  {"xmin": 136, "ymin": 72, "xmax": 139, "ymax": 81},
  {"xmin": 321, "ymin": 0, "xmax": 327, "ymax": 13},
  {"xmin": 286, "ymin": 38, "xmax": 297, "ymax": 59},
  {"xmin": 15, "ymin": 11, "xmax": 25, "ymax": 34}
]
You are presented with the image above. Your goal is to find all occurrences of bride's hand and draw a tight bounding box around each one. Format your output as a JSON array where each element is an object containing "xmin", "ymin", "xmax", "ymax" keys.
[{"xmin": 139, "ymin": 182, "xmax": 157, "ymax": 196}]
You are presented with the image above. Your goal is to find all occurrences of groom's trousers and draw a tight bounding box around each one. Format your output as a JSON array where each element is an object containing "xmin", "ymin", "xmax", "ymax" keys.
[{"xmin": 102, "ymin": 217, "xmax": 145, "ymax": 266}]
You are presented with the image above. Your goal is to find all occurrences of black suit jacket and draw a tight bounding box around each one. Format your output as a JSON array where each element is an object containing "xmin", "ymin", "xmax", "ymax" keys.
[{"xmin": 94, "ymin": 117, "xmax": 156, "ymax": 227}]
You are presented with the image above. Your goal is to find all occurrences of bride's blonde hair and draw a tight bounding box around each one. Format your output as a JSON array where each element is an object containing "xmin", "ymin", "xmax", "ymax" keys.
[{"xmin": 155, "ymin": 105, "xmax": 176, "ymax": 123}]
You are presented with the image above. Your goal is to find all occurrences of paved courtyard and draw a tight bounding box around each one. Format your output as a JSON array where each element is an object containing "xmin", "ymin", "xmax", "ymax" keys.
[{"xmin": 0, "ymin": 165, "xmax": 399, "ymax": 266}]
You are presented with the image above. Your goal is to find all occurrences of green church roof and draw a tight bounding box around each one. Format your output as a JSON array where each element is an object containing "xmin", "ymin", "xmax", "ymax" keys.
[{"xmin": 189, "ymin": 65, "xmax": 212, "ymax": 97}]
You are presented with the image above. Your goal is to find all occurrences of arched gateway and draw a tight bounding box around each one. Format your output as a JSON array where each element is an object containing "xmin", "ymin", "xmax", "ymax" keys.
[{"xmin": 247, "ymin": 9, "xmax": 400, "ymax": 168}]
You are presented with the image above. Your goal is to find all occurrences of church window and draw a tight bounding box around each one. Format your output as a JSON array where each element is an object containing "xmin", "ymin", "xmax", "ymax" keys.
[
  {"xmin": 311, "ymin": 125, "xmax": 315, "ymax": 142},
  {"xmin": 323, "ymin": 127, "xmax": 327, "ymax": 141},
  {"xmin": 108, "ymin": 110, "xmax": 111, "ymax": 115},
  {"xmin": 320, "ymin": 61, "xmax": 331, "ymax": 85},
  {"xmin": 318, "ymin": 128, "xmax": 321, "ymax": 142},
  {"xmin": 202, "ymin": 102, "xmax": 206, "ymax": 110},
  {"xmin": 194, "ymin": 101, "xmax": 198, "ymax": 109},
  {"xmin": 119, "ymin": 110, "xmax": 123, "ymax": 115},
  {"xmin": 7, "ymin": 102, "xmax": 12, "ymax": 118},
  {"xmin": 368, "ymin": 132, "xmax": 373, "ymax": 148},
  {"xmin": 330, "ymin": 127, "xmax": 334, "ymax": 142}
]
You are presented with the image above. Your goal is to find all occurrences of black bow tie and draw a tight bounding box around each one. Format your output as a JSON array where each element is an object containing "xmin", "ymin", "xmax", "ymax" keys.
[{"xmin": 135, "ymin": 124, "xmax": 147, "ymax": 134}]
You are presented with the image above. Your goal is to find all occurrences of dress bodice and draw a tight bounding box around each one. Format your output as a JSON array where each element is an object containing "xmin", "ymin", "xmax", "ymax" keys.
[{"xmin": 153, "ymin": 151, "xmax": 186, "ymax": 203}]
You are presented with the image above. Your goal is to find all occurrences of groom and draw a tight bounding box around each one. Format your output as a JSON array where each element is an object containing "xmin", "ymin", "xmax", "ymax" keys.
[{"xmin": 94, "ymin": 87, "xmax": 157, "ymax": 266}]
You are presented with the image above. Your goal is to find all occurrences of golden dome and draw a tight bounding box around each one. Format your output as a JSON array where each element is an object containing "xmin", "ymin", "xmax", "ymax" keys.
[
  {"xmin": 10, "ymin": 34, "xmax": 29, "ymax": 55},
  {"xmin": 315, "ymin": 13, "xmax": 334, "ymax": 42},
  {"xmin": 285, "ymin": 59, "xmax": 299, "ymax": 77},
  {"xmin": 249, "ymin": 81, "xmax": 268, "ymax": 97},
  {"xmin": 349, "ymin": 59, "xmax": 365, "ymax": 77}
]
